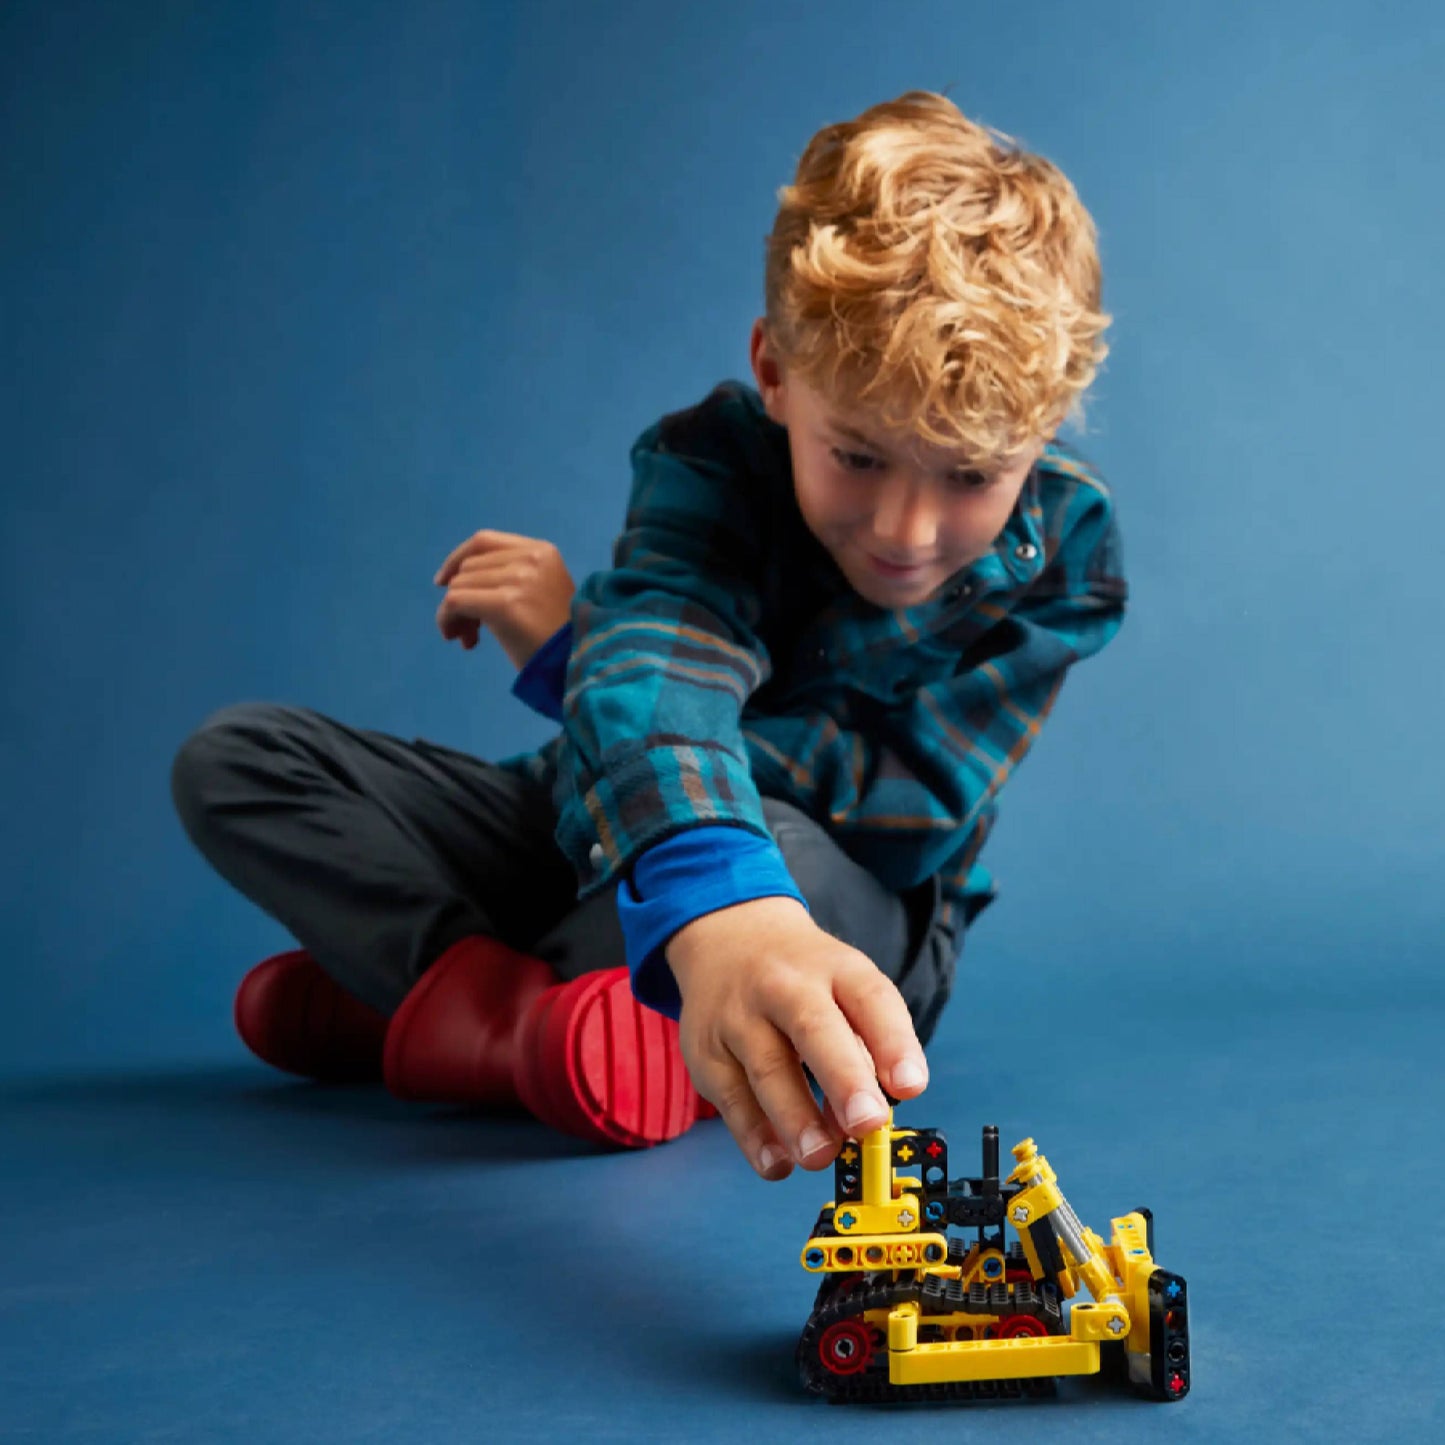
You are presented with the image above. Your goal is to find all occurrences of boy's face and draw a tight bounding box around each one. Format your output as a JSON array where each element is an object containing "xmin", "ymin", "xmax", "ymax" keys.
[{"xmin": 750, "ymin": 320, "xmax": 1046, "ymax": 610}]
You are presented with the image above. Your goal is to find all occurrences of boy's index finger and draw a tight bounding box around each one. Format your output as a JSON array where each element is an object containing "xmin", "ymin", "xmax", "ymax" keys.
[
  {"xmin": 778, "ymin": 996, "xmax": 890, "ymax": 1141},
  {"xmin": 434, "ymin": 528, "xmax": 516, "ymax": 583},
  {"xmin": 836, "ymin": 965, "xmax": 929, "ymax": 1104}
]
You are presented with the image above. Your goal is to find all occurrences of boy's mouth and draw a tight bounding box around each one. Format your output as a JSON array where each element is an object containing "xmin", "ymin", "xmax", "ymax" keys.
[{"xmin": 864, "ymin": 551, "xmax": 929, "ymax": 579}]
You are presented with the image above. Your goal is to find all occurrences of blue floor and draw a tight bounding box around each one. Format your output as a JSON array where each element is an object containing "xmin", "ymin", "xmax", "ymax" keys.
[{"xmin": 4, "ymin": 976, "xmax": 1440, "ymax": 1444}]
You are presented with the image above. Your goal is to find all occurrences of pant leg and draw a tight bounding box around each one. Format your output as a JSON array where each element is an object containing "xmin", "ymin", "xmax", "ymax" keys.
[
  {"xmin": 529, "ymin": 797, "xmax": 960, "ymax": 1045},
  {"xmin": 170, "ymin": 702, "xmax": 577, "ymax": 1015},
  {"xmin": 762, "ymin": 800, "xmax": 960, "ymax": 1047}
]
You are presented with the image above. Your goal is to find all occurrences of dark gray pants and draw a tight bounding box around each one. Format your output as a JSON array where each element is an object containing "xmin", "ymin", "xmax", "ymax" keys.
[{"xmin": 170, "ymin": 703, "xmax": 960, "ymax": 1044}]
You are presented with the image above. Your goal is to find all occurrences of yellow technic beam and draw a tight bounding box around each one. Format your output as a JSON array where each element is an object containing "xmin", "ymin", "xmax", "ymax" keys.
[
  {"xmin": 861, "ymin": 1120, "xmax": 892, "ymax": 1206},
  {"xmin": 800, "ymin": 1231, "xmax": 948, "ymax": 1272},
  {"xmin": 828, "ymin": 1192, "xmax": 923, "ymax": 1237},
  {"xmin": 888, "ymin": 1335, "xmax": 1103, "ymax": 1386}
]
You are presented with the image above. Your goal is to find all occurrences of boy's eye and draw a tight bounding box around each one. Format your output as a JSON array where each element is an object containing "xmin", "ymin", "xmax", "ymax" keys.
[
  {"xmin": 831, "ymin": 447, "xmax": 882, "ymax": 472},
  {"xmin": 947, "ymin": 469, "xmax": 994, "ymax": 492}
]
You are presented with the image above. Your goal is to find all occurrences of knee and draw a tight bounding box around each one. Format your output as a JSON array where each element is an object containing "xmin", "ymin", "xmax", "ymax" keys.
[
  {"xmin": 170, "ymin": 702, "xmax": 293, "ymax": 833},
  {"xmin": 759, "ymin": 799, "xmax": 909, "ymax": 972},
  {"xmin": 759, "ymin": 798, "xmax": 837, "ymax": 912}
]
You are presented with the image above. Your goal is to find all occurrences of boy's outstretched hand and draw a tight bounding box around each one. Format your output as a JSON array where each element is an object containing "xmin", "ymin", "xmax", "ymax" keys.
[
  {"xmin": 433, "ymin": 529, "xmax": 574, "ymax": 669},
  {"xmin": 666, "ymin": 896, "xmax": 928, "ymax": 1181}
]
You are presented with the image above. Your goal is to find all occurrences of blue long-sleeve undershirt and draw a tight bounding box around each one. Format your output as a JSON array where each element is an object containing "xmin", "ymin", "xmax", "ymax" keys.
[{"xmin": 511, "ymin": 621, "xmax": 807, "ymax": 1017}]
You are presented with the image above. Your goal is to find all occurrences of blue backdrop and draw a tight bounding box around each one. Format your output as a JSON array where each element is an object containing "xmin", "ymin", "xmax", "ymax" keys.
[{"xmin": 4, "ymin": 3, "xmax": 1442, "ymax": 1442}]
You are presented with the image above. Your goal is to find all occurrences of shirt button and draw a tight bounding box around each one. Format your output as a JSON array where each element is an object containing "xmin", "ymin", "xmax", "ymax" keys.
[
  {"xmin": 588, "ymin": 843, "xmax": 605, "ymax": 867},
  {"xmin": 1015, "ymin": 542, "xmax": 1038, "ymax": 561}
]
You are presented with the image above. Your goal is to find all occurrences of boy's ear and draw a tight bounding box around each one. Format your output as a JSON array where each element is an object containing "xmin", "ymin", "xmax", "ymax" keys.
[{"xmin": 749, "ymin": 318, "xmax": 789, "ymax": 425}]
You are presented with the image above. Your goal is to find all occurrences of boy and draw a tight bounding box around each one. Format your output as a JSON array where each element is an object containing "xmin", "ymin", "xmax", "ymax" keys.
[{"xmin": 171, "ymin": 91, "xmax": 1124, "ymax": 1180}]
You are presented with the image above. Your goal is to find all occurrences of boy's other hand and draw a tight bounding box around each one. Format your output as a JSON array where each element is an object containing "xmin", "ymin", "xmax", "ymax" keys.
[
  {"xmin": 433, "ymin": 529, "xmax": 575, "ymax": 670},
  {"xmin": 665, "ymin": 896, "xmax": 928, "ymax": 1182}
]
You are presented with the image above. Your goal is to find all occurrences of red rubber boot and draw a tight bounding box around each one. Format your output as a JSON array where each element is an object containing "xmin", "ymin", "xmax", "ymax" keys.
[
  {"xmin": 511, "ymin": 967, "xmax": 712, "ymax": 1148},
  {"xmin": 233, "ymin": 949, "xmax": 389, "ymax": 1082},
  {"xmin": 383, "ymin": 939, "xmax": 715, "ymax": 1146},
  {"xmin": 382, "ymin": 935, "xmax": 558, "ymax": 1107}
]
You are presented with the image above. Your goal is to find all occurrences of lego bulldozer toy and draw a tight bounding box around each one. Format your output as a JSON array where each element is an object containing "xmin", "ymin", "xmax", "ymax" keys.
[{"xmin": 796, "ymin": 1113, "xmax": 1191, "ymax": 1404}]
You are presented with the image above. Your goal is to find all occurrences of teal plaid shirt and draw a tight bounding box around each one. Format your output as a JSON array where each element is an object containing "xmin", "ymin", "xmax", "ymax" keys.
[{"xmin": 497, "ymin": 380, "xmax": 1127, "ymax": 935}]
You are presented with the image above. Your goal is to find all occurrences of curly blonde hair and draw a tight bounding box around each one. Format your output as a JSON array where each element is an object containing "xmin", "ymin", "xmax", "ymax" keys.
[{"xmin": 763, "ymin": 91, "xmax": 1111, "ymax": 462}]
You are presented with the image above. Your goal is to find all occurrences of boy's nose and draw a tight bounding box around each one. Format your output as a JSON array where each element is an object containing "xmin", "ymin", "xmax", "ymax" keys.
[{"xmin": 870, "ymin": 482, "xmax": 938, "ymax": 556}]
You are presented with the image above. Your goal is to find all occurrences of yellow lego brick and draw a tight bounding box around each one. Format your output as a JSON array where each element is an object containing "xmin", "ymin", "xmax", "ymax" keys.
[
  {"xmin": 964, "ymin": 1247, "xmax": 1007, "ymax": 1289},
  {"xmin": 860, "ymin": 1124, "xmax": 893, "ymax": 1206},
  {"xmin": 888, "ymin": 1304, "xmax": 919, "ymax": 1352},
  {"xmin": 889, "ymin": 1336, "xmax": 1102, "ymax": 1385},
  {"xmin": 800, "ymin": 1231, "xmax": 950, "ymax": 1272},
  {"xmin": 831, "ymin": 1193, "xmax": 923, "ymax": 1236},
  {"xmin": 1008, "ymin": 1178, "xmax": 1063, "ymax": 1229},
  {"xmin": 1111, "ymin": 1213, "xmax": 1153, "ymax": 1259},
  {"xmin": 1069, "ymin": 1301, "xmax": 1132, "ymax": 1342}
]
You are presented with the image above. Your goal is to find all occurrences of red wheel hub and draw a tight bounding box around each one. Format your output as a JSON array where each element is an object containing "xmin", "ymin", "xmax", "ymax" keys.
[
  {"xmin": 817, "ymin": 1319, "xmax": 875, "ymax": 1375},
  {"xmin": 997, "ymin": 1313, "xmax": 1049, "ymax": 1339}
]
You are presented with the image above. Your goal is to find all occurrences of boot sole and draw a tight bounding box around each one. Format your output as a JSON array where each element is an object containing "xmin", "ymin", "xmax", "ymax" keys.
[{"xmin": 515, "ymin": 970, "xmax": 702, "ymax": 1148}]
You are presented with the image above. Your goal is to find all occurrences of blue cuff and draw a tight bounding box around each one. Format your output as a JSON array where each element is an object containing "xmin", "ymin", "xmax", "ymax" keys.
[
  {"xmin": 617, "ymin": 825, "xmax": 809, "ymax": 1019},
  {"xmin": 509, "ymin": 621, "xmax": 572, "ymax": 722}
]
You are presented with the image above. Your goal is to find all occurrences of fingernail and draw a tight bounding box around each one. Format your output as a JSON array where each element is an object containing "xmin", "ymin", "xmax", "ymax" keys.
[
  {"xmin": 758, "ymin": 1143, "xmax": 785, "ymax": 1173},
  {"xmin": 797, "ymin": 1125, "xmax": 830, "ymax": 1160},
  {"xmin": 844, "ymin": 1091, "xmax": 885, "ymax": 1132},
  {"xmin": 893, "ymin": 1058, "xmax": 927, "ymax": 1091}
]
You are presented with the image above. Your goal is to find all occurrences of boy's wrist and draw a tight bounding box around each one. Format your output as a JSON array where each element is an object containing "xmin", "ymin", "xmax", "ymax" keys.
[{"xmin": 665, "ymin": 895, "xmax": 813, "ymax": 995}]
